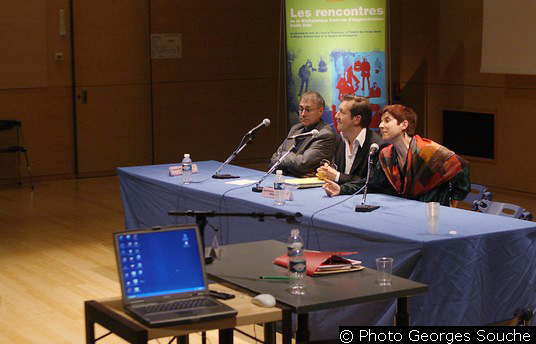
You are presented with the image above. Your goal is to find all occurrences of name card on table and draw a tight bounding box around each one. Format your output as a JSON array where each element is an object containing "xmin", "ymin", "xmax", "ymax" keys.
[
  {"xmin": 168, "ymin": 164, "xmax": 199, "ymax": 176},
  {"xmin": 261, "ymin": 187, "xmax": 294, "ymax": 201}
]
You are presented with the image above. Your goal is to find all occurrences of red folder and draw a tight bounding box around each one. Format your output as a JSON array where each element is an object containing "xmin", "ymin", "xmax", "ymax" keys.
[{"xmin": 274, "ymin": 251, "xmax": 363, "ymax": 276}]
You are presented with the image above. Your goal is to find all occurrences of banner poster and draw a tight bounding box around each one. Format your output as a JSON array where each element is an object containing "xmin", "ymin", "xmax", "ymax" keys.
[{"xmin": 285, "ymin": 0, "xmax": 387, "ymax": 130}]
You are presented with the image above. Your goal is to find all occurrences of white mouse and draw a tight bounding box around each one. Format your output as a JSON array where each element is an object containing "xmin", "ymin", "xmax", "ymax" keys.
[{"xmin": 252, "ymin": 294, "xmax": 276, "ymax": 308}]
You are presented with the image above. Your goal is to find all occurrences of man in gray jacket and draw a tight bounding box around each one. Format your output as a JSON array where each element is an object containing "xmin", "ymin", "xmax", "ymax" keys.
[{"xmin": 269, "ymin": 91, "xmax": 335, "ymax": 178}]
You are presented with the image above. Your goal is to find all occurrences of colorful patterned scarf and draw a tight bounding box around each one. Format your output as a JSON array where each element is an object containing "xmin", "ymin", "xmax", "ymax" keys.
[{"xmin": 379, "ymin": 135, "xmax": 465, "ymax": 198}]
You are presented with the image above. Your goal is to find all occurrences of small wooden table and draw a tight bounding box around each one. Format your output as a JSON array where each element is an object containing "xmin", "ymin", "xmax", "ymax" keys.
[{"xmin": 85, "ymin": 284, "xmax": 289, "ymax": 344}]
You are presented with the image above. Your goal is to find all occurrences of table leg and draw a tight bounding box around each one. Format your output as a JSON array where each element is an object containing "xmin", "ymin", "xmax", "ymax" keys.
[
  {"xmin": 85, "ymin": 317, "xmax": 95, "ymax": 344},
  {"xmin": 84, "ymin": 301, "xmax": 148, "ymax": 344},
  {"xmin": 282, "ymin": 309, "xmax": 292, "ymax": 344},
  {"xmin": 177, "ymin": 335, "xmax": 189, "ymax": 344},
  {"xmin": 219, "ymin": 328, "xmax": 233, "ymax": 344},
  {"xmin": 395, "ymin": 297, "xmax": 410, "ymax": 326},
  {"xmin": 296, "ymin": 313, "xmax": 309, "ymax": 343},
  {"xmin": 264, "ymin": 322, "xmax": 276, "ymax": 344}
]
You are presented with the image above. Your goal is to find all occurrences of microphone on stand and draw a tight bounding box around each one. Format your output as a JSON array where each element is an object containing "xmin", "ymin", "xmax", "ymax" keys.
[
  {"xmin": 368, "ymin": 142, "xmax": 380, "ymax": 156},
  {"xmin": 288, "ymin": 129, "xmax": 320, "ymax": 140},
  {"xmin": 251, "ymin": 129, "xmax": 320, "ymax": 192},
  {"xmin": 213, "ymin": 118, "xmax": 271, "ymax": 179},
  {"xmin": 252, "ymin": 147, "xmax": 293, "ymax": 192},
  {"xmin": 247, "ymin": 118, "xmax": 271, "ymax": 136},
  {"xmin": 355, "ymin": 143, "xmax": 380, "ymax": 212}
]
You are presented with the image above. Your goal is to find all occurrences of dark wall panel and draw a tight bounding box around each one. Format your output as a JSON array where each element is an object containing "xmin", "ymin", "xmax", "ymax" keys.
[
  {"xmin": 150, "ymin": 0, "xmax": 285, "ymax": 168},
  {"xmin": 152, "ymin": 79, "xmax": 280, "ymax": 165}
]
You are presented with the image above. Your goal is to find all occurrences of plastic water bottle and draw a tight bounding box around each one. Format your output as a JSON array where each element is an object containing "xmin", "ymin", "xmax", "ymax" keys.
[
  {"xmin": 287, "ymin": 229, "xmax": 306, "ymax": 295},
  {"xmin": 274, "ymin": 170, "xmax": 285, "ymax": 205},
  {"xmin": 182, "ymin": 153, "xmax": 192, "ymax": 184}
]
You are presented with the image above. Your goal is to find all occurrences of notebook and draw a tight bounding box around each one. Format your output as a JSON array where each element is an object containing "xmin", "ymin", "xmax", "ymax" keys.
[{"xmin": 114, "ymin": 225, "xmax": 237, "ymax": 327}]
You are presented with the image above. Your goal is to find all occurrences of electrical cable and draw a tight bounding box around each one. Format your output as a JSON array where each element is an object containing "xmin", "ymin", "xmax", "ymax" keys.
[{"xmin": 306, "ymin": 184, "xmax": 366, "ymax": 250}]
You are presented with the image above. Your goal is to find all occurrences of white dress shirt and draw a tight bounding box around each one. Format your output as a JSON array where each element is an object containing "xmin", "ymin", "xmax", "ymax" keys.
[{"xmin": 335, "ymin": 128, "xmax": 366, "ymax": 182}]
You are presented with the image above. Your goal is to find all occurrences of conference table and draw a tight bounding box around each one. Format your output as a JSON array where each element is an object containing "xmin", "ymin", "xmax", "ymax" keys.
[{"xmin": 117, "ymin": 161, "xmax": 536, "ymax": 338}]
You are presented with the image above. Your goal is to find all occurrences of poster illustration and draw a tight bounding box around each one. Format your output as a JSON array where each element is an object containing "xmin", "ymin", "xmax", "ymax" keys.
[{"xmin": 286, "ymin": 0, "xmax": 387, "ymax": 130}]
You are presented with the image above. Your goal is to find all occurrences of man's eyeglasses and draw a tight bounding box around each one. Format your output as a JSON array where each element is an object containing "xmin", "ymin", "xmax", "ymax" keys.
[{"xmin": 298, "ymin": 107, "xmax": 321, "ymax": 113}]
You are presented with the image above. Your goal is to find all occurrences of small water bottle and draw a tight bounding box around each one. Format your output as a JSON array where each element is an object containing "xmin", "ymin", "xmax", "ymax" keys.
[
  {"xmin": 274, "ymin": 170, "xmax": 285, "ymax": 205},
  {"xmin": 182, "ymin": 153, "xmax": 192, "ymax": 184},
  {"xmin": 287, "ymin": 229, "xmax": 306, "ymax": 295}
]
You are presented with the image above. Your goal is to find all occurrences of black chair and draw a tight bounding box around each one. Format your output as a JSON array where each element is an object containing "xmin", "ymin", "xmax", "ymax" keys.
[
  {"xmin": 0, "ymin": 120, "xmax": 34, "ymax": 189},
  {"xmin": 489, "ymin": 308, "xmax": 534, "ymax": 326}
]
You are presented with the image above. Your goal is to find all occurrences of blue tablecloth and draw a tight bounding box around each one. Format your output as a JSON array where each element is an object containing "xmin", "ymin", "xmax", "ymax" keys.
[{"xmin": 118, "ymin": 161, "xmax": 536, "ymax": 335}]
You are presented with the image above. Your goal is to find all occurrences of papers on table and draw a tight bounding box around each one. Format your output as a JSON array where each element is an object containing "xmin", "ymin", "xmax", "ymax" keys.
[
  {"xmin": 314, "ymin": 258, "xmax": 364, "ymax": 275},
  {"xmin": 285, "ymin": 177, "xmax": 325, "ymax": 189}
]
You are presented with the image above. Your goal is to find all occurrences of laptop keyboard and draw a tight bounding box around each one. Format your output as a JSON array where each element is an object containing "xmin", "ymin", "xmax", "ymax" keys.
[{"xmin": 136, "ymin": 298, "xmax": 218, "ymax": 315}]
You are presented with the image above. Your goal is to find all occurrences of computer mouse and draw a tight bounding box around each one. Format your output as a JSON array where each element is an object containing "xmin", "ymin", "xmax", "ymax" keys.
[{"xmin": 251, "ymin": 294, "xmax": 276, "ymax": 308}]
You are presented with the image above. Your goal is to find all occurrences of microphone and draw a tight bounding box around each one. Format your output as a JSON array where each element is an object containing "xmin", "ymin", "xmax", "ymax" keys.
[
  {"xmin": 248, "ymin": 118, "xmax": 271, "ymax": 135},
  {"xmin": 289, "ymin": 129, "xmax": 320, "ymax": 140},
  {"xmin": 212, "ymin": 118, "xmax": 270, "ymax": 179},
  {"xmin": 355, "ymin": 143, "xmax": 380, "ymax": 212},
  {"xmin": 369, "ymin": 143, "xmax": 379, "ymax": 156},
  {"xmin": 251, "ymin": 128, "xmax": 318, "ymax": 192}
]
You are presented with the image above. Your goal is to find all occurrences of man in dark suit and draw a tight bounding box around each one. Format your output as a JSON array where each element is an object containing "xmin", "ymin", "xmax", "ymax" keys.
[
  {"xmin": 269, "ymin": 91, "xmax": 335, "ymax": 178},
  {"xmin": 317, "ymin": 95, "xmax": 381, "ymax": 184}
]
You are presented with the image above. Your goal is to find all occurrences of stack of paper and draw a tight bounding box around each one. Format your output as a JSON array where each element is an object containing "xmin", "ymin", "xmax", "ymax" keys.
[
  {"xmin": 314, "ymin": 257, "xmax": 363, "ymax": 275},
  {"xmin": 284, "ymin": 177, "xmax": 325, "ymax": 189}
]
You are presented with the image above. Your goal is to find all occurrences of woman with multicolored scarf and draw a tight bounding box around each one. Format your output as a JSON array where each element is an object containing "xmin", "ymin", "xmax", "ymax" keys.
[{"xmin": 323, "ymin": 105, "xmax": 470, "ymax": 207}]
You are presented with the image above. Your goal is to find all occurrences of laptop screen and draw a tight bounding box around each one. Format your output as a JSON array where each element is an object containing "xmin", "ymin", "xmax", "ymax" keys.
[{"xmin": 115, "ymin": 226, "xmax": 206, "ymax": 300}]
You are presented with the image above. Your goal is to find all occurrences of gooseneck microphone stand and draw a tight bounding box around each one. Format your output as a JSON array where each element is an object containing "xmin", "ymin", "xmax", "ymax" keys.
[
  {"xmin": 355, "ymin": 150, "xmax": 380, "ymax": 212},
  {"xmin": 168, "ymin": 210, "xmax": 302, "ymax": 264},
  {"xmin": 252, "ymin": 142, "xmax": 297, "ymax": 192},
  {"xmin": 212, "ymin": 133, "xmax": 256, "ymax": 179}
]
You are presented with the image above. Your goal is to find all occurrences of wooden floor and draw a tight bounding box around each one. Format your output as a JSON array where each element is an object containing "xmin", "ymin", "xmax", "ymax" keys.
[
  {"xmin": 0, "ymin": 176, "xmax": 534, "ymax": 343},
  {"xmin": 0, "ymin": 177, "xmax": 268, "ymax": 344}
]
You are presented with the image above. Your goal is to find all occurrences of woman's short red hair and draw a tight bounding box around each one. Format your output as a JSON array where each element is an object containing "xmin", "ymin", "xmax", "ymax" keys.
[{"xmin": 380, "ymin": 105, "xmax": 417, "ymax": 136}]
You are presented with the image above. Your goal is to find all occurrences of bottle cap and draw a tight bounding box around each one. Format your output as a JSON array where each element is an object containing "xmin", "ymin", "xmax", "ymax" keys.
[
  {"xmin": 276, "ymin": 170, "xmax": 283, "ymax": 175},
  {"xmin": 184, "ymin": 153, "xmax": 190, "ymax": 158}
]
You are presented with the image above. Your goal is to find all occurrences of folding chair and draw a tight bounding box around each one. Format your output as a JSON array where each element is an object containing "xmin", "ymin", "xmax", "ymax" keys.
[
  {"xmin": 463, "ymin": 183, "xmax": 493, "ymax": 204},
  {"xmin": 0, "ymin": 120, "xmax": 34, "ymax": 189},
  {"xmin": 472, "ymin": 199, "xmax": 532, "ymax": 221}
]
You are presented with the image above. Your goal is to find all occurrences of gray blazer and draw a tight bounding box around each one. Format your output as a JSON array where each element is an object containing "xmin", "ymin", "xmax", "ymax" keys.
[{"xmin": 269, "ymin": 121, "xmax": 335, "ymax": 177}]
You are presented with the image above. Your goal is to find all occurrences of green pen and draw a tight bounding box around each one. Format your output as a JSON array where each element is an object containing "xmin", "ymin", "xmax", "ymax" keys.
[{"xmin": 259, "ymin": 276, "xmax": 290, "ymax": 280}]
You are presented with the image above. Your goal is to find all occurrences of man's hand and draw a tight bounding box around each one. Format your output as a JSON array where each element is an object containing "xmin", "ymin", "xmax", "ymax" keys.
[
  {"xmin": 322, "ymin": 179, "xmax": 341, "ymax": 197},
  {"xmin": 316, "ymin": 164, "xmax": 338, "ymax": 181}
]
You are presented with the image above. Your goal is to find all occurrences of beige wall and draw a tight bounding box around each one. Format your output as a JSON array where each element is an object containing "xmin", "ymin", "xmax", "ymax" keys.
[
  {"xmin": 391, "ymin": 0, "xmax": 536, "ymax": 194},
  {"xmin": 2, "ymin": 0, "xmax": 535, "ymax": 196}
]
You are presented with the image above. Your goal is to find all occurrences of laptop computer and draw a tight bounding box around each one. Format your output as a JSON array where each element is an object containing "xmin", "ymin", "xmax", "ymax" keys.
[{"xmin": 114, "ymin": 225, "xmax": 237, "ymax": 327}]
